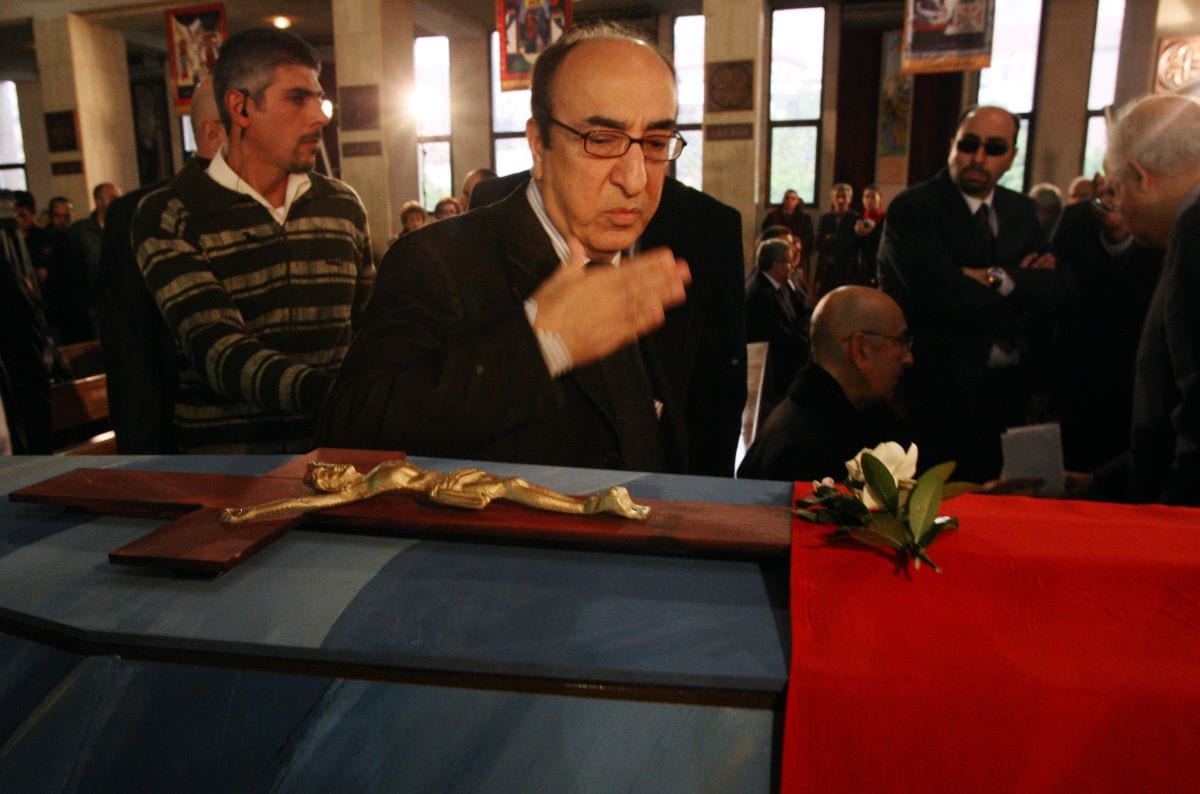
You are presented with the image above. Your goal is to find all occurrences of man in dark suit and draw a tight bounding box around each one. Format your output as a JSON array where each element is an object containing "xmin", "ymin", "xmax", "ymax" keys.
[
  {"xmin": 470, "ymin": 168, "xmax": 747, "ymax": 476},
  {"xmin": 1086, "ymin": 94, "xmax": 1200, "ymax": 505},
  {"xmin": 1051, "ymin": 177, "xmax": 1162, "ymax": 472},
  {"xmin": 762, "ymin": 188, "xmax": 815, "ymax": 274},
  {"xmin": 319, "ymin": 23, "xmax": 746, "ymax": 476},
  {"xmin": 745, "ymin": 238, "xmax": 808, "ymax": 422},
  {"xmin": 877, "ymin": 105, "xmax": 1060, "ymax": 481}
]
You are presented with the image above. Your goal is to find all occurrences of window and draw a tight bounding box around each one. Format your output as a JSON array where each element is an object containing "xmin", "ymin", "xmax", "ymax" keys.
[
  {"xmin": 0, "ymin": 81, "xmax": 27, "ymax": 190},
  {"xmin": 977, "ymin": 0, "xmax": 1044, "ymax": 192},
  {"xmin": 768, "ymin": 7, "xmax": 825, "ymax": 206},
  {"xmin": 413, "ymin": 36, "xmax": 453, "ymax": 208},
  {"xmin": 1083, "ymin": 0, "xmax": 1125, "ymax": 179},
  {"xmin": 491, "ymin": 31, "xmax": 532, "ymax": 176},
  {"xmin": 673, "ymin": 15, "xmax": 705, "ymax": 190}
]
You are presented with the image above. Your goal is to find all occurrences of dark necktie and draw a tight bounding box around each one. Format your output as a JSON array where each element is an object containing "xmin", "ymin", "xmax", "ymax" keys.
[
  {"xmin": 587, "ymin": 260, "xmax": 666, "ymax": 470},
  {"xmin": 976, "ymin": 203, "xmax": 996, "ymax": 264},
  {"xmin": 777, "ymin": 284, "xmax": 798, "ymax": 323}
]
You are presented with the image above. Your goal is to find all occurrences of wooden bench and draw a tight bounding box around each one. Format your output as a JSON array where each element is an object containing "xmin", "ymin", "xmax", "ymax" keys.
[{"xmin": 50, "ymin": 371, "xmax": 115, "ymax": 454}]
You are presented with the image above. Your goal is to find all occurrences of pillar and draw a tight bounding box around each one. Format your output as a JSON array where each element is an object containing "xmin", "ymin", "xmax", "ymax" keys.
[
  {"xmin": 449, "ymin": 33, "xmax": 493, "ymax": 194},
  {"xmin": 332, "ymin": 0, "xmax": 419, "ymax": 252},
  {"xmin": 32, "ymin": 15, "xmax": 138, "ymax": 210},
  {"xmin": 701, "ymin": 0, "xmax": 769, "ymax": 270},
  {"xmin": 1030, "ymin": 0, "xmax": 1098, "ymax": 189}
]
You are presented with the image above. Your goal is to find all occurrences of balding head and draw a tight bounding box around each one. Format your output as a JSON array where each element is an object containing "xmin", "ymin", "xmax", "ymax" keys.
[
  {"xmin": 810, "ymin": 286, "xmax": 912, "ymax": 408},
  {"xmin": 1104, "ymin": 94, "xmax": 1200, "ymax": 248},
  {"xmin": 189, "ymin": 79, "xmax": 227, "ymax": 159}
]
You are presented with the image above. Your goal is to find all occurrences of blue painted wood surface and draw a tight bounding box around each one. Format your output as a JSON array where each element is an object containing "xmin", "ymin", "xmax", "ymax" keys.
[{"xmin": 0, "ymin": 455, "xmax": 792, "ymax": 791}]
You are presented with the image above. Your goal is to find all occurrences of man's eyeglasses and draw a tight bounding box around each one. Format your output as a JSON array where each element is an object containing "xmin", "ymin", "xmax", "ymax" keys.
[
  {"xmin": 859, "ymin": 330, "xmax": 914, "ymax": 351},
  {"xmin": 1092, "ymin": 187, "xmax": 1118, "ymax": 214},
  {"xmin": 955, "ymin": 137, "xmax": 1010, "ymax": 157},
  {"xmin": 551, "ymin": 118, "xmax": 687, "ymax": 161}
]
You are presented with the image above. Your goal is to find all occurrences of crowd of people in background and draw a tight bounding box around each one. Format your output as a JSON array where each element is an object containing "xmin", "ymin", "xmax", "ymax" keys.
[{"xmin": 2, "ymin": 23, "xmax": 1196, "ymax": 508}]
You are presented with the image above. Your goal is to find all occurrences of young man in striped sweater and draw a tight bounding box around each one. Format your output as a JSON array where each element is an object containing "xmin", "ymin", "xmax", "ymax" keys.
[{"xmin": 132, "ymin": 29, "xmax": 374, "ymax": 453}]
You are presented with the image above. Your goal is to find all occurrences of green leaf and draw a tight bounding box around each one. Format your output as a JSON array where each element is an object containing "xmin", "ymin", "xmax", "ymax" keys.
[
  {"xmin": 861, "ymin": 453, "xmax": 899, "ymax": 514},
  {"xmin": 921, "ymin": 461, "xmax": 957, "ymax": 485},
  {"xmin": 906, "ymin": 467, "xmax": 946, "ymax": 542},
  {"xmin": 917, "ymin": 515, "xmax": 958, "ymax": 549},
  {"xmin": 866, "ymin": 513, "xmax": 912, "ymax": 546},
  {"xmin": 846, "ymin": 524, "xmax": 903, "ymax": 552},
  {"xmin": 794, "ymin": 509, "xmax": 821, "ymax": 522},
  {"xmin": 941, "ymin": 481, "xmax": 981, "ymax": 502}
]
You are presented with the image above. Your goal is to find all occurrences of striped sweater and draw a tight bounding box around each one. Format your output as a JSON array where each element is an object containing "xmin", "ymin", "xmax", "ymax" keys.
[{"xmin": 131, "ymin": 159, "xmax": 374, "ymax": 453}]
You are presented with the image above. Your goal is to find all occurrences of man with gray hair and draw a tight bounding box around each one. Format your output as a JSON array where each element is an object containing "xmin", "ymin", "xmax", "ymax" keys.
[
  {"xmin": 131, "ymin": 28, "xmax": 374, "ymax": 453},
  {"xmin": 739, "ymin": 286, "xmax": 913, "ymax": 481},
  {"xmin": 1088, "ymin": 93, "xmax": 1200, "ymax": 504},
  {"xmin": 746, "ymin": 237, "xmax": 809, "ymax": 421}
]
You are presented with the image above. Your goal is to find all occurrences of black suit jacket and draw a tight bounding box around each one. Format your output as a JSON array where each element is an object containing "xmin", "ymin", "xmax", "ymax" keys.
[
  {"xmin": 318, "ymin": 184, "xmax": 745, "ymax": 475},
  {"xmin": 738, "ymin": 364, "xmax": 908, "ymax": 482},
  {"xmin": 1127, "ymin": 196, "xmax": 1200, "ymax": 504},
  {"xmin": 745, "ymin": 270, "xmax": 808, "ymax": 418},
  {"xmin": 877, "ymin": 168, "xmax": 1056, "ymax": 403},
  {"xmin": 97, "ymin": 180, "xmax": 179, "ymax": 453},
  {"xmin": 467, "ymin": 173, "xmax": 747, "ymax": 476},
  {"xmin": 1051, "ymin": 201, "xmax": 1162, "ymax": 470}
]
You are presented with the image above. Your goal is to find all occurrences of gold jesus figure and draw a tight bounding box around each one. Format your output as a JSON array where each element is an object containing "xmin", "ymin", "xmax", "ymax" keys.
[{"xmin": 218, "ymin": 460, "xmax": 651, "ymax": 523}]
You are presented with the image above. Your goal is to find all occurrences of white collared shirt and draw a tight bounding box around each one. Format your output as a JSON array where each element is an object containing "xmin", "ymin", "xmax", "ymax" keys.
[{"xmin": 207, "ymin": 146, "xmax": 311, "ymax": 225}]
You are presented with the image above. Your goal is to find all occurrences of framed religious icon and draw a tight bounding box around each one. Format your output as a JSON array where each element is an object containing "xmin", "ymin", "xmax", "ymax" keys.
[
  {"xmin": 166, "ymin": 3, "xmax": 227, "ymax": 111},
  {"xmin": 705, "ymin": 61, "xmax": 754, "ymax": 113},
  {"xmin": 496, "ymin": 0, "xmax": 572, "ymax": 91},
  {"xmin": 901, "ymin": 0, "xmax": 994, "ymax": 74},
  {"xmin": 1156, "ymin": 37, "xmax": 1200, "ymax": 95},
  {"xmin": 44, "ymin": 110, "xmax": 79, "ymax": 153}
]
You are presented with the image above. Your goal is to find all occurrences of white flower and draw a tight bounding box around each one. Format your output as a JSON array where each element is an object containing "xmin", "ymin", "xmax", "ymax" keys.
[{"xmin": 845, "ymin": 442, "xmax": 919, "ymax": 510}]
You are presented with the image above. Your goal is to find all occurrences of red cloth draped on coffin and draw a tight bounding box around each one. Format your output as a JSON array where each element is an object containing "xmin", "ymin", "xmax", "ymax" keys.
[{"xmin": 782, "ymin": 486, "xmax": 1200, "ymax": 792}]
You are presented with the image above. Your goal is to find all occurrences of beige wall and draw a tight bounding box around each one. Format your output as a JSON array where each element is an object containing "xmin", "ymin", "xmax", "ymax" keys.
[
  {"xmin": 67, "ymin": 14, "xmax": 137, "ymax": 201},
  {"xmin": 1029, "ymin": 0, "xmax": 1098, "ymax": 190},
  {"xmin": 15, "ymin": 80, "xmax": 52, "ymax": 206},
  {"xmin": 30, "ymin": 14, "xmax": 136, "ymax": 212},
  {"xmin": 701, "ymin": 0, "xmax": 768, "ymax": 271},
  {"xmin": 449, "ymin": 33, "xmax": 493, "ymax": 194}
]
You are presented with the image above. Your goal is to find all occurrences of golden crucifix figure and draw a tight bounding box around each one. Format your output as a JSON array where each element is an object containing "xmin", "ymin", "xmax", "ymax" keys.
[{"xmin": 219, "ymin": 460, "xmax": 651, "ymax": 524}]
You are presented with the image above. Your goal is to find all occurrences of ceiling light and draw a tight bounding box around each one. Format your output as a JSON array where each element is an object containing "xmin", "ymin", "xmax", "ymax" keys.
[{"xmin": 272, "ymin": 16, "xmax": 292, "ymax": 30}]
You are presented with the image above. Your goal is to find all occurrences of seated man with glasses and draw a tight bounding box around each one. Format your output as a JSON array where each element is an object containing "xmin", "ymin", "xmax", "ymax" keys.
[
  {"xmin": 320, "ymin": 23, "xmax": 746, "ymax": 475},
  {"xmin": 877, "ymin": 105, "xmax": 1065, "ymax": 483},
  {"xmin": 739, "ymin": 286, "xmax": 913, "ymax": 482}
]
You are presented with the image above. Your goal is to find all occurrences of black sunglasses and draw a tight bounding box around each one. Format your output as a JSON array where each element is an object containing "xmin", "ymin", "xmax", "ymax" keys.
[{"xmin": 955, "ymin": 137, "xmax": 1010, "ymax": 157}]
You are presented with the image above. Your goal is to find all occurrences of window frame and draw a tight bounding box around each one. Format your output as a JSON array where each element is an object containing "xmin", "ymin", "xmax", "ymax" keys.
[{"xmin": 765, "ymin": 6, "xmax": 826, "ymax": 208}]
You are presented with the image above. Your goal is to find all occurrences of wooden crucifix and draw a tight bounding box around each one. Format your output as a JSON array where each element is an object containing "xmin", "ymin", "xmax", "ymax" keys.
[{"xmin": 10, "ymin": 449, "xmax": 790, "ymax": 575}]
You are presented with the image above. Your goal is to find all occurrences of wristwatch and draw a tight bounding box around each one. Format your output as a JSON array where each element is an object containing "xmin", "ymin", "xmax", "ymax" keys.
[{"xmin": 987, "ymin": 266, "xmax": 1005, "ymax": 290}]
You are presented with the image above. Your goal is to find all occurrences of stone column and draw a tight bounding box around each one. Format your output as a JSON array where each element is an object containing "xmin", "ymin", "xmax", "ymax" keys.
[
  {"xmin": 1029, "ymin": 0, "xmax": 1098, "ymax": 190},
  {"xmin": 449, "ymin": 33, "xmax": 493, "ymax": 195},
  {"xmin": 701, "ymin": 0, "xmax": 769, "ymax": 271},
  {"xmin": 332, "ymin": 0, "xmax": 419, "ymax": 253},
  {"xmin": 32, "ymin": 15, "xmax": 138, "ymax": 210}
]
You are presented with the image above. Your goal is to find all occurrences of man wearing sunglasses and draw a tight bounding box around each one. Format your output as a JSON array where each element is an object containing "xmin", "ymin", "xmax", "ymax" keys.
[
  {"xmin": 877, "ymin": 105, "xmax": 1060, "ymax": 482},
  {"xmin": 321, "ymin": 23, "xmax": 746, "ymax": 476}
]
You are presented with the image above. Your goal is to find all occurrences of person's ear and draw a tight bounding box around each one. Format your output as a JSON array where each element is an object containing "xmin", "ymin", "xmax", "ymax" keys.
[
  {"xmin": 845, "ymin": 331, "xmax": 870, "ymax": 369},
  {"xmin": 526, "ymin": 118, "xmax": 545, "ymax": 181},
  {"xmin": 225, "ymin": 89, "xmax": 252, "ymax": 130},
  {"xmin": 1128, "ymin": 158, "xmax": 1153, "ymax": 192}
]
